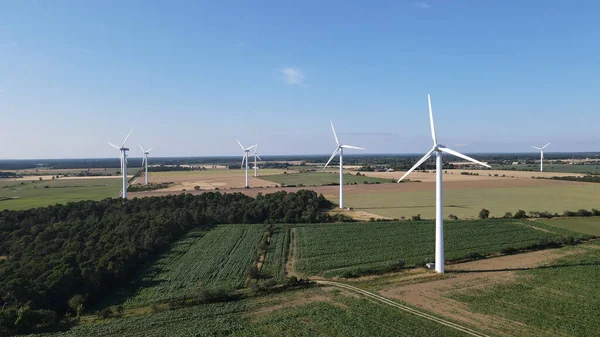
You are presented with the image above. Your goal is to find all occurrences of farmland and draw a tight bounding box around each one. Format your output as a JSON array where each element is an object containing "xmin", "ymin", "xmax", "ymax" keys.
[
  {"xmin": 43, "ymin": 288, "xmax": 468, "ymax": 337},
  {"xmin": 124, "ymin": 225, "xmax": 266, "ymax": 307},
  {"xmin": 449, "ymin": 241, "xmax": 600, "ymax": 336},
  {"xmin": 0, "ymin": 177, "xmax": 123, "ymax": 210},
  {"xmin": 294, "ymin": 219, "xmax": 586, "ymax": 277},
  {"xmin": 260, "ymin": 225, "xmax": 291, "ymax": 282},
  {"xmin": 260, "ymin": 172, "xmax": 394, "ymax": 186},
  {"xmin": 140, "ymin": 168, "xmax": 285, "ymax": 190},
  {"xmin": 537, "ymin": 217, "xmax": 600, "ymax": 236},
  {"xmin": 493, "ymin": 163, "xmax": 600, "ymax": 174},
  {"xmin": 343, "ymin": 180, "xmax": 600, "ymax": 219}
]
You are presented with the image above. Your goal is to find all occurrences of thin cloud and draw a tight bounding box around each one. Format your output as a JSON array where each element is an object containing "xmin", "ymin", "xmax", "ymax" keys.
[
  {"xmin": 455, "ymin": 143, "xmax": 468, "ymax": 148},
  {"xmin": 415, "ymin": 2, "xmax": 431, "ymax": 9},
  {"xmin": 281, "ymin": 67, "xmax": 308, "ymax": 88}
]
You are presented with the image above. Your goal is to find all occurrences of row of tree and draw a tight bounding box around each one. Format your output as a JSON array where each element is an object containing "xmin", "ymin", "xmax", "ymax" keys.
[{"xmin": 0, "ymin": 190, "xmax": 334, "ymax": 335}]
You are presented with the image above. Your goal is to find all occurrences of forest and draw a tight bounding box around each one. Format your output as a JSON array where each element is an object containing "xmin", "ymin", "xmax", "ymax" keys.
[{"xmin": 0, "ymin": 190, "xmax": 335, "ymax": 335}]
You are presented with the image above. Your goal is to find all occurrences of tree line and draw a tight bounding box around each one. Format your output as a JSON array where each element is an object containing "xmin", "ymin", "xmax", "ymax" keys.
[{"xmin": 0, "ymin": 190, "xmax": 335, "ymax": 335}]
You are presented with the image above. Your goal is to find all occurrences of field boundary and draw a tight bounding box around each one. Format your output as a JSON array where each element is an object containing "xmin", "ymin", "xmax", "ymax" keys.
[
  {"xmin": 316, "ymin": 280, "xmax": 490, "ymax": 337},
  {"xmin": 285, "ymin": 228, "xmax": 298, "ymax": 277}
]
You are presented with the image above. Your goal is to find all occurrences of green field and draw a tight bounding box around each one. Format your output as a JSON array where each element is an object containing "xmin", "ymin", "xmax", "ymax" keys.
[
  {"xmin": 0, "ymin": 177, "xmax": 123, "ymax": 210},
  {"xmin": 260, "ymin": 225, "xmax": 291, "ymax": 281},
  {"xmin": 294, "ymin": 220, "xmax": 586, "ymax": 277},
  {"xmin": 494, "ymin": 163, "xmax": 600, "ymax": 174},
  {"xmin": 124, "ymin": 225, "xmax": 266, "ymax": 307},
  {"xmin": 42, "ymin": 288, "xmax": 467, "ymax": 337},
  {"xmin": 345, "ymin": 183, "xmax": 600, "ymax": 219},
  {"xmin": 537, "ymin": 217, "xmax": 600, "ymax": 236},
  {"xmin": 260, "ymin": 172, "xmax": 393, "ymax": 186},
  {"xmin": 451, "ymin": 241, "xmax": 600, "ymax": 336}
]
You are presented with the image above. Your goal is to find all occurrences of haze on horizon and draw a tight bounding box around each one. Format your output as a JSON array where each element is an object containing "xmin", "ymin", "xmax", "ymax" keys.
[{"xmin": 1, "ymin": 1, "xmax": 599, "ymax": 160}]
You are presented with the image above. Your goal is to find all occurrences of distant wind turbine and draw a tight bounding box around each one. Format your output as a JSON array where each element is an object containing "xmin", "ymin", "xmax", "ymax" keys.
[
  {"xmin": 237, "ymin": 140, "xmax": 257, "ymax": 188},
  {"xmin": 323, "ymin": 121, "xmax": 365, "ymax": 209},
  {"xmin": 397, "ymin": 95, "xmax": 490, "ymax": 274},
  {"xmin": 531, "ymin": 143, "xmax": 551, "ymax": 172},
  {"xmin": 140, "ymin": 145, "xmax": 153, "ymax": 185},
  {"xmin": 252, "ymin": 145, "xmax": 262, "ymax": 177},
  {"xmin": 109, "ymin": 130, "xmax": 133, "ymax": 199}
]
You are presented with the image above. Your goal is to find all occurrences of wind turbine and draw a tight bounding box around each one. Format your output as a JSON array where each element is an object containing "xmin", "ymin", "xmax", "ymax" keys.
[
  {"xmin": 237, "ymin": 140, "xmax": 256, "ymax": 188},
  {"xmin": 532, "ymin": 143, "xmax": 551, "ymax": 172},
  {"xmin": 109, "ymin": 130, "xmax": 133, "ymax": 199},
  {"xmin": 252, "ymin": 145, "xmax": 262, "ymax": 177},
  {"xmin": 397, "ymin": 95, "xmax": 490, "ymax": 274},
  {"xmin": 323, "ymin": 121, "xmax": 365, "ymax": 209},
  {"xmin": 140, "ymin": 145, "xmax": 153, "ymax": 185}
]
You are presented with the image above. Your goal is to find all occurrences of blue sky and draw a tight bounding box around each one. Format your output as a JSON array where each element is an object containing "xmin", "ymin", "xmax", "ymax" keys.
[{"xmin": 1, "ymin": 1, "xmax": 599, "ymax": 159}]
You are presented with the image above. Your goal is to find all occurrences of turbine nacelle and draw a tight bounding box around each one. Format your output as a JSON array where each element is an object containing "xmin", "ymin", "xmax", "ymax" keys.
[{"xmin": 323, "ymin": 121, "xmax": 365, "ymax": 169}]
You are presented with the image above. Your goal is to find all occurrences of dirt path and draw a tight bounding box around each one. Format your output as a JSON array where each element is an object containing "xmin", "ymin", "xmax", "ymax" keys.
[
  {"xmin": 316, "ymin": 280, "xmax": 489, "ymax": 337},
  {"xmin": 284, "ymin": 228, "xmax": 298, "ymax": 278},
  {"xmin": 378, "ymin": 247, "xmax": 582, "ymax": 336}
]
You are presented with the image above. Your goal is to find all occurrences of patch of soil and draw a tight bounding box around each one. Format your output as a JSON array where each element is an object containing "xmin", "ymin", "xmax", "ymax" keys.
[
  {"xmin": 284, "ymin": 228, "xmax": 298, "ymax": 278},
  {"xmin": 378, "ymin": 248, "xmax": 582, "ymax": 336}
]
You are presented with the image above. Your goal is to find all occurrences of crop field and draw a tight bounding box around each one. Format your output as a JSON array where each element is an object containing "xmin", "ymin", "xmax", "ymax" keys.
[
  {"xmin": 141, "ymin": 169, "xmax": 285, "ymax": 190},
  {"xmin": 0, "ymin": 177, "xmax": 123, "ymax": 210},
  {"xmin": 294, "ymin": 219, "xmax": 585, "ymax": 277},
  {"xmin": 260, "ymin": 226, "xmax": 290, "ymax": 281},
  {"xmin": 260, "ymin": 172, "xmax": 394, "ymax": 186},
  {"xmin": 450, "ymin": 241, "xmax": 600, "ymax": 336},
  {"xmin": 124, "ymin": 225, "xmax": 265, "ymax": 307},
  {"xmin": 493, "ymin": 163, "xmax": 600, "ymax": 174},
  {"xmin": 45, "ymin": 288, "xmax": 468, "ymax": 337},
  {"xmin": 344, "ymin": 181, "xmax": 600, "ymax": 219},
  {"xmin": 537, "ymin": 217, "xmax": 600, "ymax": 236}
]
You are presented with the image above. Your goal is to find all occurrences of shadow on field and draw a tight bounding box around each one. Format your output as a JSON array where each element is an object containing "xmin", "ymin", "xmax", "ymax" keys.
[{"xmin": 449, "ymin": 262, "xmax": 600, "ymax": 274}]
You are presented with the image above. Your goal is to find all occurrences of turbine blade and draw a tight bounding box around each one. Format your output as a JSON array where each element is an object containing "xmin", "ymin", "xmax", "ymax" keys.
[
  {"xmin": 108, "ymin": 142, "xmax": 120, "ymax": 150},
  {"xmin": 142, "ymin": 156, "xmax": 146, "ymax": 166},
  {"xmin": 323, "ymin": 148, "xmax": 340, "ymax": 169},
  {"xmin": 542, "ymin": 142, "xmax": 551, "ymax": 149},
  {"xmin": 237, "ymin": 139, "xmax": 245, "ymax": 150},
  {"xmin": 146, "ymin": 148, "xmax": 153, "ymax": 153},
  {"xmin": 121, "ymin": 129, "xmax": 133, "ymax": 147},
  {"xmin": 330, "ymin": 120, "xmax": 340, "ymax": 146},
  {"xmin": 397, "ymin": 147, "xmax": 435, "ymax": 182},
  {"xmin": 532, "ymin": 146, "xmax": 542, "ymax": 150},
  {"xmin": 428, "ymin": 94, "xmax": 437, "ymax": 145},
  {"xmin": 255, "ymin": 153, "xmax": 262, "ymax": 160},
  {"xmin": 246, "ymin": 144, "xmax": 257, "ymax": 151},
  {"xmin": 439, "ymin": 147, "xmax": 491, "ymax": 168},
  {"xmin": 241, "ymin": 154, "xmax": 246, "ymax": 168},
  {"xmin": 341, "ymin": 145, "xmax": 365, "ymax": 150},
  {"xmin": 140, "ymin": 145, "xmax": 145, "ymax": 153}
]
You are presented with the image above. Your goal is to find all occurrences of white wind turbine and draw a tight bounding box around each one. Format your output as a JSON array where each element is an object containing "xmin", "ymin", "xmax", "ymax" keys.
[
  {"xmin": 237, "ymin": 140, "xmax": 256, "ymax": 188},
  {"xmin": 252, "ymin": 145, "xmax": 262, "ymax": 177},
  {"xmin": 109, "ymin": 130, "xmax": 133, "ymax": 199},
  {"xmin": 531, "ymin": 143, "xmax": 551, "ymax": 172},
  {"xmin": 140, "ymin": 145, "xmax": 153, "ymax": 185},
  {"xmin": 323, "ymin": 121, "xmax": 365, "ymax": 209},
  {"xmin": 397, "ymin": 95, "xmax": 490, "ymax": 274}
]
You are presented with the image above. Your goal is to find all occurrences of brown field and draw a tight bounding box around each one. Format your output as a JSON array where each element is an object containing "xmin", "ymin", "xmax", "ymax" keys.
[
  {"xmin": 1, "ymin": 175, "xmax": 131, "ymax": 182},
  {"xmin": 360, "ymin": 169, "xmax": 584, "ymax": 183}
]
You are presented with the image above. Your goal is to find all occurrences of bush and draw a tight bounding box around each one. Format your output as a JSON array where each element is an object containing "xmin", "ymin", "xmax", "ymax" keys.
[
  {"xmin": 67, "ymin": 294, "xmax": 85, "ymax": 317},
  {"xmin": 448, "ymin": 214, "xmax": 459, "ymax": 220},
  {"xmin": 592, "ymin": 209, "xmax": 600, "ymax": 216},
  {"xmin": 478, "ymin": 208, "xmax": 490, "ymax": 219},
  {"xmin": 577, "ymin": 209, "xmax": 592, "ymax": 217},
  {"xmin": 514, "ymin": 210, "xmax": 527, "ymax": 219},
  {"xmin": 411, "ymin": 214, "xmax": 421, "ymax": 221},
  {"xmin": 563, "ymin": 210, "xmax": 577, "ymax": 217},
  {"xmin": 100, "ymin": 307, "xmax": 112, "ymax": 319},
  {"xmin": 503, "ymin": 212, "xmax": 513, "ymax": 218}
]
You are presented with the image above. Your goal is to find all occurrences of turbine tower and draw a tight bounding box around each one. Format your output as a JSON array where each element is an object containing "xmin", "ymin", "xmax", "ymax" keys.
[
  {"xmin": 140, "ymin": 145, "xmax": 153, "ymax": 185},
  {"xmin": 323, "ymin": 121, "xmax": 365, "ymax": 209},
  {"xmin": 237, "ymin": 140, "xmax": 256, "ymax": 188},
  {"xmin": 252, "ymin": 145, "xmax": 262, "ymax": 177},
  {"xmin": 397, "ymin": 95, "xmax": 490, "ymax": 274},
  {"xmin": 532, "ymin": 143, "xmax": 551, "ymax": 172},
  {"xmin": 109, "ymin": 130, "xmax": 133, "ymax": 199}
]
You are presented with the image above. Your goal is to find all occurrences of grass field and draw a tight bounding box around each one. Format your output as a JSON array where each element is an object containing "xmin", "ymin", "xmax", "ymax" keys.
[
  {"xmin": 0, "ymin": 177, "xmax": 123, "ymax": 210},
  {"xmin": 260, "ymin": 172, "xmax": 393, "ymax": 186},
  {"xmin": 124, "ymin": 225, "xmax": 266, "ymax": 307},
  {"xmin": 345, "ymin": 182, "xmax": 600, "ymax": 219},
  {"xmin": 294, "ymin": 219, "xmax": 586, "ymax": 277},
  {"xmin": 494, "ymin": 163, "xmax": 600, "ymax": 174},
  {"xmin": 260, "ymin": 225, "xmax": 291, "ymax": 281},
  {"xmin": 43, "ymin": 288, "xmax": 468, "ymax": 337},
  {"xmin": 450, "ymin": 241, "xmax": 600, "ymax": 336},
  {"xmin": 537, "ymin": 217, "xmax": 600, "ymax": 236}
]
